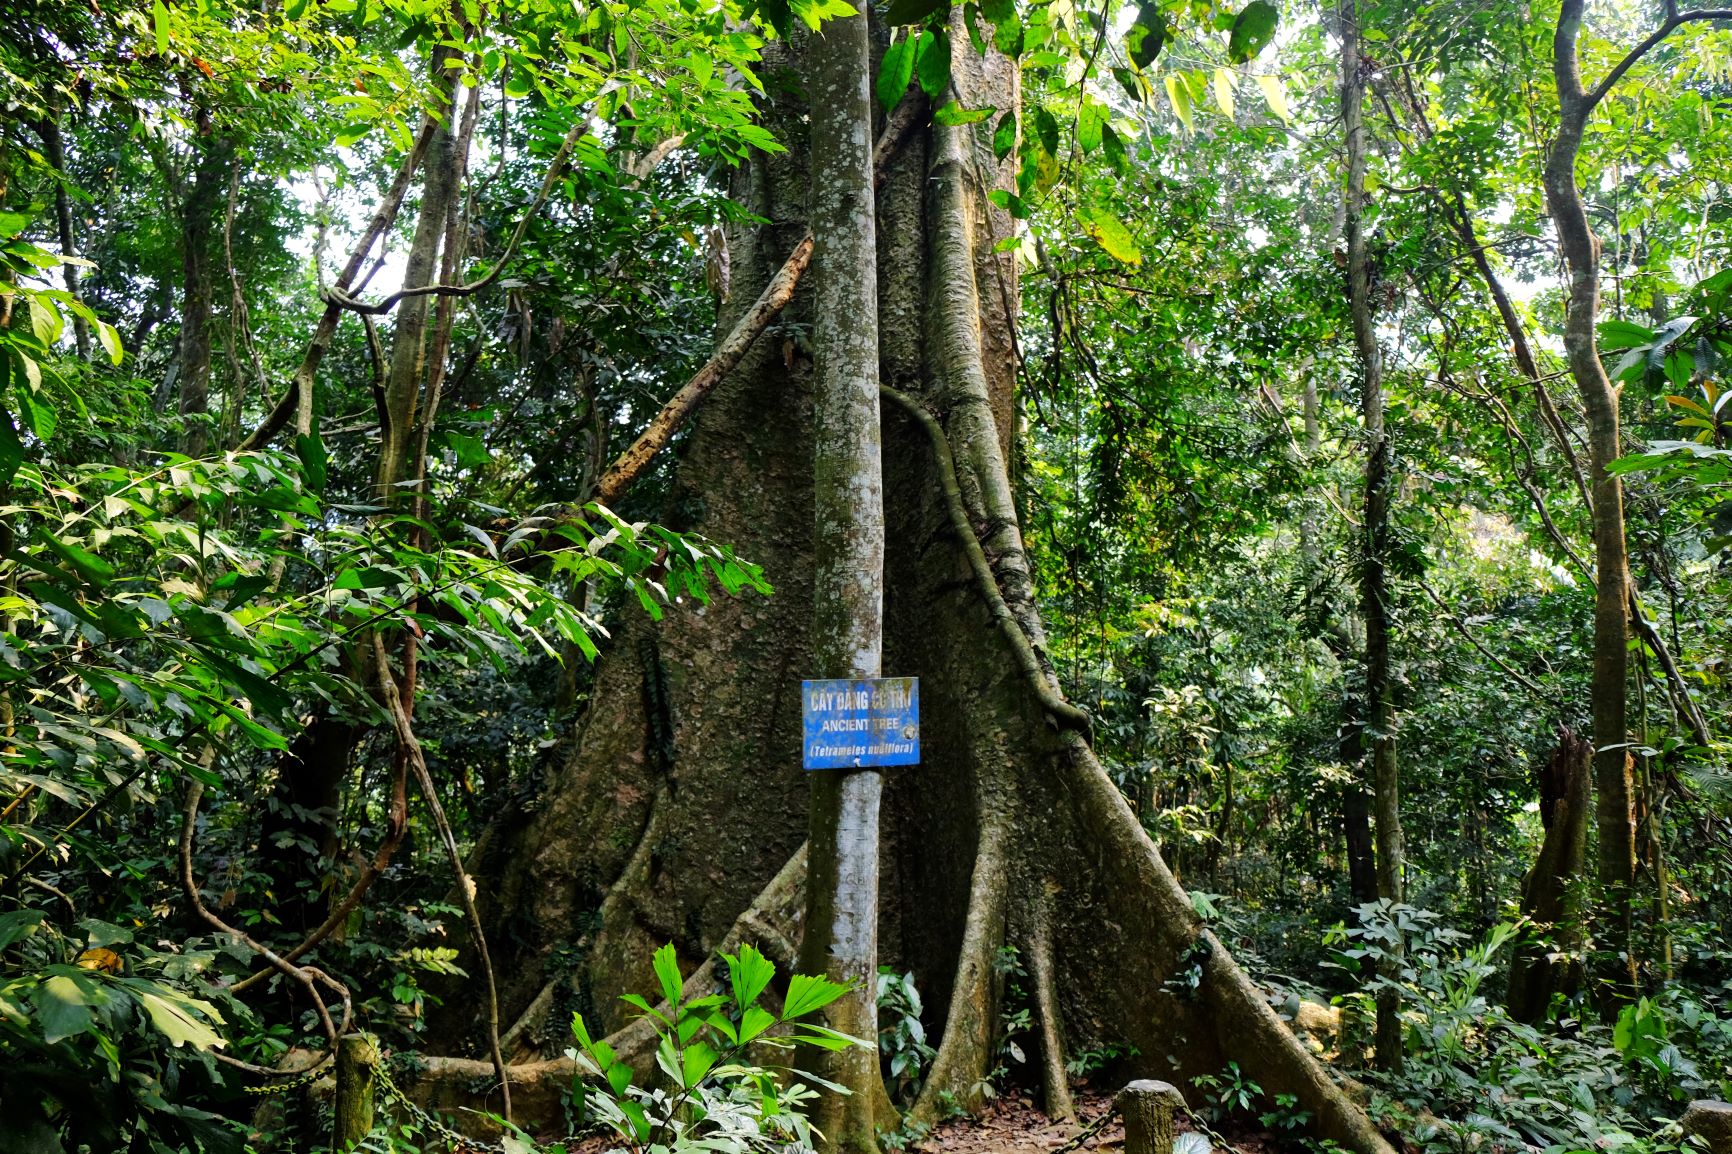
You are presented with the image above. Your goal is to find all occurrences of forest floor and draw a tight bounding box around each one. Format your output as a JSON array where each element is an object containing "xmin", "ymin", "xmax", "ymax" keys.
[{"xmin": 905, "ymin": 1090, "xmax": 1280, "ymax": 1154}]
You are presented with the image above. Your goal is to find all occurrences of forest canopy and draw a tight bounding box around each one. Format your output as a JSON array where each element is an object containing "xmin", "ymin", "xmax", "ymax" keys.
[{"xmin": 3, "ymin": 0, "xmax": 1732, "ymax": 1152}]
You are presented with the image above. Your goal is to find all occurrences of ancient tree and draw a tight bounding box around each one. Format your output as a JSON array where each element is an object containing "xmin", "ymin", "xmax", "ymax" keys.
[{"xmin": 421, "ymin": 24, "xmax": 1396, "ymax": 1154}]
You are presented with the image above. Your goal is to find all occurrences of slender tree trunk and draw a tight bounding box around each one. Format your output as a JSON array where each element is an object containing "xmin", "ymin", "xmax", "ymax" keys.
[
  {"xmin": 177, "ymin": 136, "xmax": 235, "ymax": 458},
  {"xmin": 376, "ymin": 50, "xmax": 462, "ymax": 496},
  {"xmin": 1339, "ymin": 0, "xmax": 1404, "ymax": 1073},
  {"xmin": 1544, "ymin": 0, "xmax": 1638, "ymax": 999},
  {"xmin": 36, "ymin": 113, "xmax": 90, "ymax": 360},
  {"xmin": 798, "ymin": 9, "xmax": 890, "ymax": 1151}
]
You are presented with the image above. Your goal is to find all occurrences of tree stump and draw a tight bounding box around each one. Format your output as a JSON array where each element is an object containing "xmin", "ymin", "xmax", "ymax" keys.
[
  {"xmin": 1117, "ymin": 1079, "xmax": 1186, "ymax": 1154},
  {"xmin": 334, "ymin": 1033, "xmax": 380, "ymax": 1150},
  {"xmin": 1684, "ymin": 1101, "xmax": 1732, "ymax": 1154}
]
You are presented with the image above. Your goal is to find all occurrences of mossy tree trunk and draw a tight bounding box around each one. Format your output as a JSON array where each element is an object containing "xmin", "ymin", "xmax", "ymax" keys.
[
  {"xmin": 801, "ymin": 5, "xmax": 892, "ymax": 1150},
  {"xmin": 423, "ymin": 30, "xmax": 1397, "ymax": 1154}
]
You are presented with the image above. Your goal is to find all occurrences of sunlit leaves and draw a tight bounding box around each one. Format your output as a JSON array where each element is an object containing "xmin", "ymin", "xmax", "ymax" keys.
[{"xmin": 1079, "ymin": 204, "xmax": 1141, "ymax": 264}]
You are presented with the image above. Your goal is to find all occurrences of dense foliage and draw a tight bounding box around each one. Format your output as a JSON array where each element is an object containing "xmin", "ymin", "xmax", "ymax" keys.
[{"xmin": 3, "ymin": 0, "xmax": 1732, "ymax": 1150}]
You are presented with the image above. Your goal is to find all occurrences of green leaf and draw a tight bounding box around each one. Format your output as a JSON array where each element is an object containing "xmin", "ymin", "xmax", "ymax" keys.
[
  {"xmin": 992, "ymin": 110, "xmax": 1017, "ymax": 160},
  {"xmin": 1101, "ymin": 122, "xmax": 1128, "ymax": 172},
  {"xmin": 617, "ymin": 1098, "xmax": 651, "ymax": 1142},
  {"xmin": 884, "ymin": 0, "xmax": 947, "ymax": 25},
  {"xmin": 1033, "ymin": 106, "xmax": 1060, "ymax": 158},
  {"xmin": 916, "ymin": 29, "xmax": 951, "ymax": 100},
  {"xmin": 133, "ymin": 987, "xmax": 226, "ymax": 1050},
  {"xmin": 295, "ymin": 432, "xmax": 328, "ymax": 493},
  {"xmin": 1080, "ymin": 205, "xmax": 1142, "ymax": 265},
  {"xmin": 13, "ymin": 387, "xmax": 54, "ymax": 441},
  {"xmin": 1227, "ymin": 1, "xmax": 1278, "ymax": 63},
  {"xmin": 782, "ymin": 973, "xmax": 851, "ymax": 1020},
  {"xmin": 987, "ymin": 188, "xmax": 1029, "ymax": 218},
  {"xmin": 1125, "ymin": 2, "xmax": 1167, "ymax": 69},
  {"xmin": 1598, "ymin": 319, "xmax": 1657, "ymax": 349},
  {"xmin": 153, "ymin": 0, "xmax": 170, "ymax": 54},
  {"xmin": 727, "ymin": 942, "xmax": 776, "ymax": 1010},
  {"xmin": 652, "ymin": 942, "xmax": 684, "ymax": 1008},
  {"xmin": 37, "ymin": 530, "xmax": 116, "ymax": 587},
  {"xmin": 1165, "ymin": 74, "xmax": 1195, "ymax": 133},
  {"xmin": 933, "ymin": 102, "xmax": 994, "ymax": 125},
  {"xmin": 876, "ymin": 34, "xmax": 916, "ymax": 114},
  {"xmin": 96, "ymin": 320, "xmax": 124, "ymax": 365},
  {"xmin": 739, "ymin": 1003, "xmax": 777, "ymax": 1042},
  {"xmin": 35, "ymin": 974, "xmax": 95, "ymax": 1044}
]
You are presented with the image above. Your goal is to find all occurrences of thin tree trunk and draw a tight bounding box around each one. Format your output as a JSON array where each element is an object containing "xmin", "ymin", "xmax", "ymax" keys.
[
  {"xmin": 376, "ymin": 95, "xmax": 459, "ymax": 495},
  {"xmin": 36, "ymin": 113, "xmax": 90, "ymax": 360},
  {"xmin": 177, "ymin": 136, "xmax": 235, "ymax": 458},
  {"xmin": 798, "ymin": 9, "xmax": 889, "ymax": 1150},
  {"xmin": 1339, "ymin": 0, "xmax": 1404, "ymax": 1073},
  {"xmin": 1544, "ymin": 0, "xmax": 1639, "ymax": 999}
]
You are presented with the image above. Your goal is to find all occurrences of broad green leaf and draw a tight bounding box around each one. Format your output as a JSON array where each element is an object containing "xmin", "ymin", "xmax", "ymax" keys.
[
  {"xmin": 727, "ymin": 942, "xmax": 776, "ymax": 1010},
  {"xmin": 916, "ymin": 29, "xmax": 951, "ymax": 100},
  {"xmin": 13, "ymin": 387, "xmax": 54, "ymax": 441},
  {"xmin": 1227, "ymin": 1, "xmax": 1278, "ymax": 63},
  {"xmin": 1078, "ymin": 102, "xmax": 1104, "ymax": 152},
  {"xmin": 35, "ymin": 974, "xmax": 95, "ymax": 1044},
  {"xmin": 1125, "ymin": 2, "xmax": 1166, "ymax": 69},
  {"xmin": 96, "ymin": 320, "xmax": 124, "ymax": 365},
  {"xmin": 38, "ymin": 530, "xmax": 116, "ymax": 587},
  {"xmin": 992, "ymin": 110, "xmax": 1018, "ymax": 160},
  {"xmin": 295, "ymin": 432, "xmax": 328, "ymax": 493},
  {"xmin": 1034, "ymin": 106, "xmax": 1060, "ymax": 157},
  {"xmin": 739, "ymin": 1003, "xmax": 777, "ymax": 1042},
  {"xmin": 1080, "ymin": 205, "xmax": 1142, "ymax": 264},
  {"xmin": 153, "ymin": 0, "xmax": 170, "ymax": 55},
  {"xmin": 134, "ymin": 989, "xmax": 225, "ymax": 1050},
  {"xmin": 876, "ymin": 34, "xmax": 916, "ymax": 114},
  {"xmin": 1599, "ymin": 319, "xmax": 1656, "ymax": 348}
]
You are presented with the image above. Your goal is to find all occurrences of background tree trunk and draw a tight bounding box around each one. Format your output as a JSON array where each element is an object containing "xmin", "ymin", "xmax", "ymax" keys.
[
  {"xmin": 1508, "ymin": 727, "xmax": 1591, "ymax": 1022},
  {"xmin": 1544, "ymin": 0, "xmax": 1639, "ymax": 999},
  {"xmin": 176, "ymin": 136, "xmax": 234, "ymax": 458},
  {"xmin": 1339, "ymin": 0, "xmax": 1405, "ymax": 1073}
]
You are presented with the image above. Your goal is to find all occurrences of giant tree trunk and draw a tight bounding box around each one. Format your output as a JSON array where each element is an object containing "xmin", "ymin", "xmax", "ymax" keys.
[{"xmin": 421, "ymin": 31, "xmax": 1396, "ymax": 1154}]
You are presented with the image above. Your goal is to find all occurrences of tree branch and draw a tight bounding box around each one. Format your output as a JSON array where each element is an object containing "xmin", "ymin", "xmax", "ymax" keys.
[{"xmin": 1586, "ymin": 8, "xmax": 1732, "ymax": 110}]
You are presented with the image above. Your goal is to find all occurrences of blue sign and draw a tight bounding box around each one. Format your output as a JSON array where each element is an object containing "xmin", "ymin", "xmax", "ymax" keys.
[{"xmin": 802, "ymin": 677, "xmax": 919, "ymax": 770}]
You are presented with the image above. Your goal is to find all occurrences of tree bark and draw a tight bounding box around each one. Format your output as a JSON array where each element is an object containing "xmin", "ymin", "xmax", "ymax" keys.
[
  {"xmin": 1339, "ymin": 0, "xmax": 1404, "ymax": 1073},
  {"xmin": 419, "ymin": 30, "xmax": 1398, "ymax": 1154},
  {"xmin": 176, "ymin": 136, "xmax": 235, "ymax": 458},
  {"xmin": 800, "ymin": 8, "xmax": 891, "ymax": 1150},
  {"xmin": 1544, "ymin": 0, "xmax": 1639, "ymax": 999},
  {"xmin": 1507, "ymin": 727, "xmax": 1591, "ymax": 1022}
]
